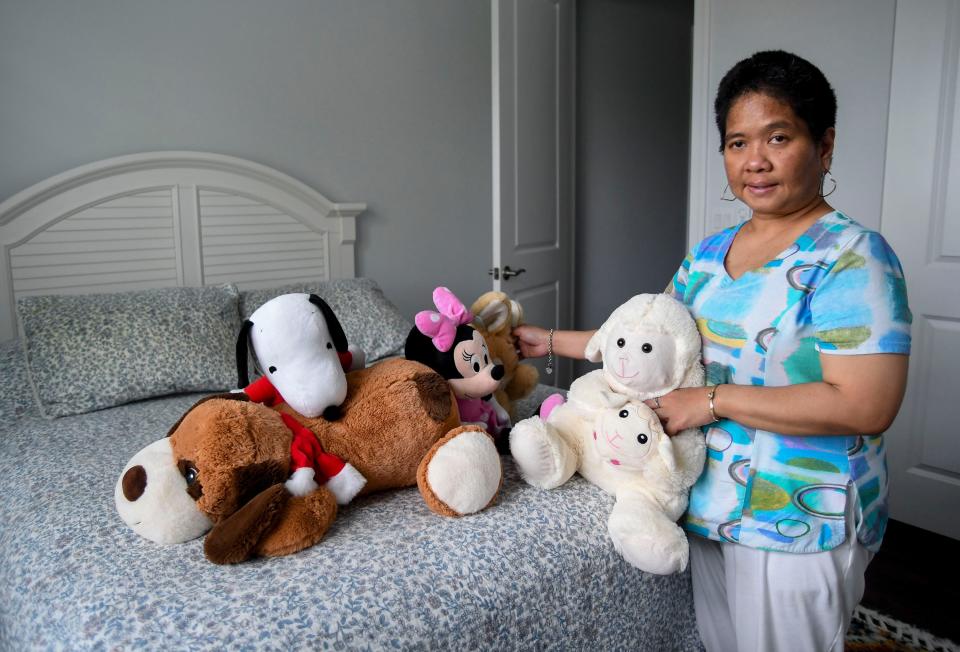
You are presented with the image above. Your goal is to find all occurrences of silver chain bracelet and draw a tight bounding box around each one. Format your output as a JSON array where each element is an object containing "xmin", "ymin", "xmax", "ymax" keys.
[{"xmin": 545, "ymin": 328, "xmax": 555, "ymax": 375}]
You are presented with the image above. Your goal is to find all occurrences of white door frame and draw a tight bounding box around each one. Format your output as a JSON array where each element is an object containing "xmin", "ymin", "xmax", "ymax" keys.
[{"xmin": 687, "ymin": 0, "xmax": 714, "ymax": 252}]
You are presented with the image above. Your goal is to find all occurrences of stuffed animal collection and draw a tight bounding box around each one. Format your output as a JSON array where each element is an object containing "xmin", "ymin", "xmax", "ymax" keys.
[
  {"xmin": 115, "ymin": 287, "xmax": 703, "ymax": 574},
  {"xmin": 509, "ymin": 293, "xmax": 706, "ymax": 575},
  {"xmin": 115, "ymin": 295, "xmax": 502, "ymax": 564}
]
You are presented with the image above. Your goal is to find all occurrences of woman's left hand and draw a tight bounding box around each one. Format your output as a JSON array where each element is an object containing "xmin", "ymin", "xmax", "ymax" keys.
[{"xmin": 643, "ymin": 387, "xmax": 715, "ymax": 436}]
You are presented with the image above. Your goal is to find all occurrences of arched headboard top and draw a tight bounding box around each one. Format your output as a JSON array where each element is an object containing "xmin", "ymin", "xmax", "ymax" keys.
[{"xmin": 0, "ymin": 151, "xmax": 366, "ymax": 340}]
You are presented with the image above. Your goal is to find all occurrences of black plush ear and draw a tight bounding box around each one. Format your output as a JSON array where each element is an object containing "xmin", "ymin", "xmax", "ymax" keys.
[
  {"xmin": 405, "ymin": 327, "xmax": 438, "ymax": 367},
  {"xmin": 236, "ymin": 319, "xmax": 254, "ymax": 388},
  {"xmin": 308, "ymin": 294, "xmax": 348, "ymax": 353}
]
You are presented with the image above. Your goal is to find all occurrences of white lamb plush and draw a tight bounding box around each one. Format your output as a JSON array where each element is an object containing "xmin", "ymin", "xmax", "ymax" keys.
[{"xmin": 510, "ymin": 293, "xmax": 707, "ymax": 574}]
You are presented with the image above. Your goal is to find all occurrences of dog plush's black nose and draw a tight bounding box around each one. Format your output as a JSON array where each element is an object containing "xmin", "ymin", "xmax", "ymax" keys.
[
  {"xmin": 491, "ymin": 364, "xmax": 504, "ymax": 381},
  {"xmin": 122, "ymin": 465, "xmax": 147, "ymax": 501}
]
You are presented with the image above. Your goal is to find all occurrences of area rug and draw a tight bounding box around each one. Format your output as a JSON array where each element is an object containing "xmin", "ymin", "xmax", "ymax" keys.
[{"xmin": 846, "ymin": 606, "xmax": 959, "ymax": 652}]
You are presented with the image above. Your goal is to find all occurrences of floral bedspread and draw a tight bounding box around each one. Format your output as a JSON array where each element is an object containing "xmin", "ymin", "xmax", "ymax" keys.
[{"xmin": 0, "ymin": 388, "xmax": 702, "ymax": 651}]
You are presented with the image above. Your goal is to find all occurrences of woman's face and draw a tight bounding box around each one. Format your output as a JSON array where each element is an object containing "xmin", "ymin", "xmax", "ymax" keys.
[{"xmin": 722, "ymin": 92, "xmax": 834, "ymax": 219}]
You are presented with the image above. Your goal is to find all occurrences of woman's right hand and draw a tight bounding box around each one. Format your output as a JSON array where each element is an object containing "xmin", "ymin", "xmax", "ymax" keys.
[{"xmin": 512, "ymin": 324, "xmax": 551, "ymax": 359}]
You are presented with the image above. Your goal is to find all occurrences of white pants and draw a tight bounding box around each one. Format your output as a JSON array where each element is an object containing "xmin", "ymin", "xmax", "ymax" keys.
[{"xmin": 689, "ymin": 505, "xmax": 874, "ymax": 652}]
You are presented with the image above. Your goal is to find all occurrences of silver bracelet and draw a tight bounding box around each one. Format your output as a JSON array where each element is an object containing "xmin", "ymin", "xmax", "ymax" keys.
[{"xmin": 545, "ymin": 328, "xmax": 555, "ymax": 375}]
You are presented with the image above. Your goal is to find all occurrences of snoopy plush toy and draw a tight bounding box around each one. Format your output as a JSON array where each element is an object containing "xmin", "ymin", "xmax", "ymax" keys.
[
  {"xmin": 235, "ymin": 293, "xmax": 366, "ymax": 504},
  {"xmin": 237, "ymin": 293, "xmax": 365, "ymax": 420}
]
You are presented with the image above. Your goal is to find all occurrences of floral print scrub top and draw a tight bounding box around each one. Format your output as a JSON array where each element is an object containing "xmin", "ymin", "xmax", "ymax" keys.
[{"xmin": 668, "ymin": 211, "xmax": 911, "ymax": 553}]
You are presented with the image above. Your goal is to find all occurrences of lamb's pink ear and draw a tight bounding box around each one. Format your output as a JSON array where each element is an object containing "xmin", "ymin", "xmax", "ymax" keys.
[{"xmin": 584, "ymin": 328, "xmax": 605, "ymax": 362}]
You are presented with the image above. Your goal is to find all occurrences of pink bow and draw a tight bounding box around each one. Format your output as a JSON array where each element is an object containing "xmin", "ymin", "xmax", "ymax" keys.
[{"xmin": 415, "ymin": 286, "xmax": 473, "ymax": 352}]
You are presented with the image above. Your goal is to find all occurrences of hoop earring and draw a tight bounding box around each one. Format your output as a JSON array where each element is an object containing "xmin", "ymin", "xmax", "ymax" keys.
[
  {"xmin": 820, "ymin": 170, "xmax": 837, "ymax": 198},
  {"xmin": 720, "ymin": 184, "xmax": 736, "ymax": 201}
]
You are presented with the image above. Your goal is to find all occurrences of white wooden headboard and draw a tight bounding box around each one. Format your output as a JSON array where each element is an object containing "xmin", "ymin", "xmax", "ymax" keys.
[{"xmin": 0, "ymin": 151, "xmax": 366, "ymax": 340}]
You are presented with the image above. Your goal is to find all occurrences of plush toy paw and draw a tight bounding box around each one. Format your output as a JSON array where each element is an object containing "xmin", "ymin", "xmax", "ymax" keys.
[
  {"xmin": 509, "ymin": 416, "xmax": 577, "ymax": 490},
  {"xmin": 255, "ymin": 487, "xmax": 338, "ymax": 559},
  {"xmin": 608, "ymin": 518, "xmax": 689, "ymax": 575},
  {"xmin": 607, "ymin": 489, "xmax": 690, "ymax": 574},
  {"xmin": 417, "ymin": 426, "xmax": 502, "ymax": 516}
]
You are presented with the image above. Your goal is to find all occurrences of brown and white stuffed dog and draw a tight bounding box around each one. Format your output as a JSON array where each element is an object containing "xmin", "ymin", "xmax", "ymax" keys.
[{"xmin": 115, "ymin": 358, "xmax": 503, "ymax": 564}]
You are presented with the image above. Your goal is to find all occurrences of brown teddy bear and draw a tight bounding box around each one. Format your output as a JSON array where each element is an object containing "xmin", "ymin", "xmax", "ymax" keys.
[
  {"xmin": 115, "ymin": 358, "xmax": 503, "ymax": 564},
  {"xmin": 470, "ymin": 291, "xmax": 540, "ymax": 421}
]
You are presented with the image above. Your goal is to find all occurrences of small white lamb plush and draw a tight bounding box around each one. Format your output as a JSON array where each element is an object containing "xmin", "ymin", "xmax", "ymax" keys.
[{"xmin": 510, "ymin": 293, "xmax": 706, "ymax": 574}]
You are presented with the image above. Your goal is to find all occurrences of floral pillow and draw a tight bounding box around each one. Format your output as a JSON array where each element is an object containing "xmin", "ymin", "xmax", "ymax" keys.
[{"xmin": 17, "ymin": 285, "xmax": 241, "ymax": 418}]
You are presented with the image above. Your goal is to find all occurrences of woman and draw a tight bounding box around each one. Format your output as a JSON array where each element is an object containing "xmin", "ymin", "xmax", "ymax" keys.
[{"xmin": 514, "ymin": 50, "xmax": 911, "ymax": 651}]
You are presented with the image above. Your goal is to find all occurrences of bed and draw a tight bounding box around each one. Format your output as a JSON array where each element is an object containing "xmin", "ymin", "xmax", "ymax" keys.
[{"xmin": 0, "ymin": 152, "xmax": 702, "ymax": 651}]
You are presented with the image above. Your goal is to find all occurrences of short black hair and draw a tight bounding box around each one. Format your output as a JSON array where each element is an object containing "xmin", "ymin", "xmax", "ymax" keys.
[{"xmin": 714, "ymin": 50, "xmax": 837, "ymax": 150}]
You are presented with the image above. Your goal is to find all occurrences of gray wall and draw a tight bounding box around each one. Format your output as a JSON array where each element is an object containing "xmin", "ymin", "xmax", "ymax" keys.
[
  {"xmin": 574, "ymin": 0, "xmax": 693, "ymax": 376},
  {"xmin": 0, "ymin": 0, "xmax": 492, "ymax": 319}
]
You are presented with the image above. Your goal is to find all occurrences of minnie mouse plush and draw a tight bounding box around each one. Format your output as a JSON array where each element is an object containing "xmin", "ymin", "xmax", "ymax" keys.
[{"xmin": 405, "ymin": 287, "xmax": 512, "ymax": 452}]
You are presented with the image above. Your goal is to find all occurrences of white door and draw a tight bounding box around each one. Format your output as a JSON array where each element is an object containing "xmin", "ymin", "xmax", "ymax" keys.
[
  {"xmin": 881, "ymin": 0, "xmax": 960, "ymax": 540},
  {"xmin": 492, "ymin": 0, "xmax": 575, "ymax": 388}
]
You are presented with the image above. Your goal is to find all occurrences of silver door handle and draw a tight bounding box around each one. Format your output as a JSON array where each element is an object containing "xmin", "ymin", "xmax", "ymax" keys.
[{"xmin": 502, "ymin": 265, "xmax": 526, "ymax": 280}]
